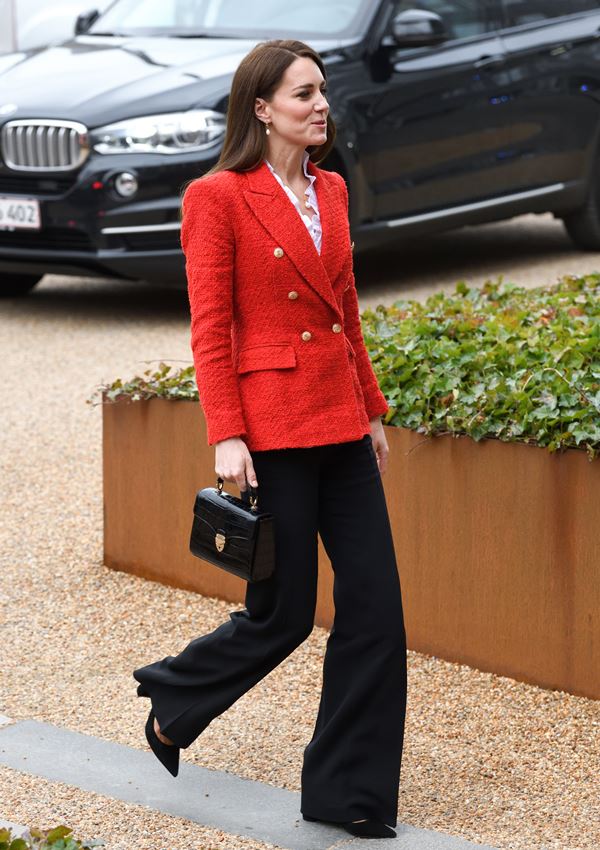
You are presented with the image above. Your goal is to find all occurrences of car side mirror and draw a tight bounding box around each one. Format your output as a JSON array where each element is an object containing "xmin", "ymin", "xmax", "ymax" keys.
[
  {"xmin": 75, "ymin": 9, "xmax": 101, "ymax": 35},
  {"xmin": 390, "ymin": 9, "xmax": 448, "ymax": 47}
]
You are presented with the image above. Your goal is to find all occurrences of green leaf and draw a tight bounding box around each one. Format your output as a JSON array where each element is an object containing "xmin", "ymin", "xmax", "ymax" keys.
[{"xmin": 46, "ymin": 827, "xmax": 72, "ymax": 843}]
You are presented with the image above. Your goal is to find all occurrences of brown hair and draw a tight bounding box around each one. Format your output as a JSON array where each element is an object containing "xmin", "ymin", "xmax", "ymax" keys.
[{"xmin": 181, "ymin": 38, "xmax": 336, "ymax": 197}]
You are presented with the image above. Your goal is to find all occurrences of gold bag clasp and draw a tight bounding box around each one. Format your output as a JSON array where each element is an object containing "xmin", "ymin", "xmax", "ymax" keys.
[{"xmin": 215, "ymin": 532, "xmax": 226, "ymax": 552}]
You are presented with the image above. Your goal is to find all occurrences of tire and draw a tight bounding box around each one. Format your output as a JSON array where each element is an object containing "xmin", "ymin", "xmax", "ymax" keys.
[
  {"xmin": 1, "ymin": 273, "xmax": 43, "ymax": 296},
  {"xmin": 561, "ymin": 159, "xmax": 600, "ymax": 250}
]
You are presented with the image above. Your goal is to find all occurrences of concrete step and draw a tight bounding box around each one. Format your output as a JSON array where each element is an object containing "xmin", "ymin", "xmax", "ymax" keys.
[{"xmin": 0, "ymin": 718, "xmax": 498, "ymax": 850}]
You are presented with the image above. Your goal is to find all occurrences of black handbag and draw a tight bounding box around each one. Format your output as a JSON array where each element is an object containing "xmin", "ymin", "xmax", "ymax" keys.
[{"xmin": 189, "ymin": 477, "xmax": 276, "ymax": 582}]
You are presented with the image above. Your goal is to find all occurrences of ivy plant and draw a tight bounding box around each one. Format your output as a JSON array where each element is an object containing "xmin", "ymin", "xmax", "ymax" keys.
[
  {"xmin": 0, "ymin": 825, "xmax": 104, "ymax": 850},
  {"xmin": 366, "ymin": 273, "xmax": 600, "ymax": 458},
  {"xmin": 89, "ymin": 273, "xmax": 600, "ymax": 459}
]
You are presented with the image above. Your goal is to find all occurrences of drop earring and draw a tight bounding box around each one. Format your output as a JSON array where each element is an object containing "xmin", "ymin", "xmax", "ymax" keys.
[{"xmin": 265, "ymin": 123, "xmax": 271, "ymax": 135}]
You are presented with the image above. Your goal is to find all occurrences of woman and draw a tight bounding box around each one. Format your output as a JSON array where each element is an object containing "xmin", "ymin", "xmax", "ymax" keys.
[{"xmin": 133, "ymin": 38, "xmax": 407, "ymax": 840}]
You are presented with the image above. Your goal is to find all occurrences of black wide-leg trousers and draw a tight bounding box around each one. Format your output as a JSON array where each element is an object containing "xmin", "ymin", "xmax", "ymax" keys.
[{"xmin": 133, "ymin": 433, "xmax": 407, "ymax": 826}]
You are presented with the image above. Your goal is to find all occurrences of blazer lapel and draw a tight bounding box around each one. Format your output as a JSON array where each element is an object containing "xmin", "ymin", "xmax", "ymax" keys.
[{"xmin": 243, "ymin": 159, "xmax": 346, "ymax": 317}]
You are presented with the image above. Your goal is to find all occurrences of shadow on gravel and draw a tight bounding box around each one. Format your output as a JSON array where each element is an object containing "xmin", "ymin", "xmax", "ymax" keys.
[
  {"xmin": 4, "ymin": 277, "xmax": 191, "ymax": 322},
  {"xmin": 353, "ymin": 214, "xmax": 578, "ymax": 287}
]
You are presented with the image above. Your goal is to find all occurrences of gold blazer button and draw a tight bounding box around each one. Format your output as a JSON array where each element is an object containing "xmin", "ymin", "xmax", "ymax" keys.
[
  {"xmin": 301, "ymin": 330, "xmax": 312, "ymax": 341},
  {"xmin": 274, "ymin": 247, "xmax": 284, "ymax": 258},
  {"xmin": 288, "ymin": 290, "xmax": 298, "ymax": 299},
  {"xmin": 332, "ymin": 323, "xmax": 342, "ymax": 333}
]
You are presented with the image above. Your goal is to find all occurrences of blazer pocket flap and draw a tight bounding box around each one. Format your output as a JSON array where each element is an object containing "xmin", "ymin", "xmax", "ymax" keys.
[{"xmin": 237, "ymin": 343, "xmax": 297, "ymax": 374}]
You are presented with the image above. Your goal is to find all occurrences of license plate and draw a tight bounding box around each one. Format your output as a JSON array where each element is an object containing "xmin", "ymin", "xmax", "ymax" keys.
[{"xmin": 0, "ymin": 196, "xmax": 41, "ymax": 230}]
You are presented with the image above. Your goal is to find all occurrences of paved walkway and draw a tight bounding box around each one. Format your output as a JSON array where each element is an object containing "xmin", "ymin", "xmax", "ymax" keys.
[{"xmin": 0, "ymin": 717, "xmax": 497, "ymax": 850}]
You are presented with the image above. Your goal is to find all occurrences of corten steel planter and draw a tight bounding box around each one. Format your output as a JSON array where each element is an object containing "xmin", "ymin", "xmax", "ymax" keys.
[{"xmin": 103, "ymin": 397, "xmax": 600, "ymax": 700}]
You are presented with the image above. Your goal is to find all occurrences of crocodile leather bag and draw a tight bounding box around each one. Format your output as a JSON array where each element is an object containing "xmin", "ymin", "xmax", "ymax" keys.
[{"xmin": 189, "ymin": 477, "xmax": 276, "ymax": 582}]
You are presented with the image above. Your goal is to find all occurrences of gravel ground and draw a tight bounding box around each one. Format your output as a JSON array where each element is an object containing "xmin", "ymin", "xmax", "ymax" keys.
[
  {"xmin": 1, "ymin": 214, "xmax": 599, "ymax": 850},
  {"xmin": 0, "ymin": 766, "xmax": 284, "ymax": 850}
]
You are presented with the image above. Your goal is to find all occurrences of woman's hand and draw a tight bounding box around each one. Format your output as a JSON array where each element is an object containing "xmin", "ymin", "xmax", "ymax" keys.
[
  {"xmin": 215, "ymin": 437, "xmax": 258, "ymax": 492},
  {"xmin": 370, "ymin": 416, "xmax": 389, "ymax": 475}
]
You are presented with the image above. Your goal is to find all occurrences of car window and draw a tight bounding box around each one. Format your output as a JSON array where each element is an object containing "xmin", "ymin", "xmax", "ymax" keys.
[
  {"xmin": 89, "ymin": 0, "xmax": 373, "ymax": 37},
  {"xmin": 502, "ymin": 0, "xmax": 590, "ymax": 27},
  {"xmin": 393, "ymin": 0, "xmax": 500, "ymax": 39}
]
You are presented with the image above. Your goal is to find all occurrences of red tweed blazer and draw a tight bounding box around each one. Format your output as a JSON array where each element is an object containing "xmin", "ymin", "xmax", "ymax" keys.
[{"xmin": 180, "ymin": 157, "xmax": 389, "ymax": 451}]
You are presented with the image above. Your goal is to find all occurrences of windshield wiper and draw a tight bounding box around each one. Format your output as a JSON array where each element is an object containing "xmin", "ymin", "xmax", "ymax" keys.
[
  {"xmin": 171, "ymin": 32, "xmax": 238, "ymax": 38},
  {"xmin": 85, "ymin": 31, "xmax": 134, "ymax": 37},
  {"xmin": 86, "ymin": 30, "xmax": 235, "ymax": 39}
]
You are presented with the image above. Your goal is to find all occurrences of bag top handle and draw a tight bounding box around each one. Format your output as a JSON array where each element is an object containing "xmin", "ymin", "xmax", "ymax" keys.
[{"xmin": 217, "ymin": 476, "xmax": 258, "ymax": 511}]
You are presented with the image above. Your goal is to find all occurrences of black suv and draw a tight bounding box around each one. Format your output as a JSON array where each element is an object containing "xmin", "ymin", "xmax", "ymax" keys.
[{"xmin": 2, "ymin": 0, "xmax": 600, "ymax": 295}]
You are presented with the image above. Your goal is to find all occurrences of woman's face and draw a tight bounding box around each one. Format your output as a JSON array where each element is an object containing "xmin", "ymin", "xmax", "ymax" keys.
[{"xmin": 255, "ymin": 56, "xmax": 329, "ymax": 149}]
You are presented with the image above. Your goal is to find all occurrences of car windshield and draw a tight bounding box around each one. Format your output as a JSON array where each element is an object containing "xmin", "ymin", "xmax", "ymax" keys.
[{"xmin": 88, "ymin": 0, "xmax": 373, "ymax": 39}]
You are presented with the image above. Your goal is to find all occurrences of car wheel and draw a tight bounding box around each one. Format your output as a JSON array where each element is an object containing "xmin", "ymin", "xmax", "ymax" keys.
[
  {"xmin": 561, "ymin": 160, "xmax": 600, "ymax": 250},
  {"xmin": 1, "ymin": 273, "xmax": 44, "ymax": 296}
]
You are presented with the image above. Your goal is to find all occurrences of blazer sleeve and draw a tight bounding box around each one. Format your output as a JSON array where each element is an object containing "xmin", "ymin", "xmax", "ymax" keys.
[
  {"xmin": 180, "ymin": 176, "xmax": 248, "ymax": 445},
  {"xmin": 336, "ymin": 174, "xmax": 389, "ymax": 420}
]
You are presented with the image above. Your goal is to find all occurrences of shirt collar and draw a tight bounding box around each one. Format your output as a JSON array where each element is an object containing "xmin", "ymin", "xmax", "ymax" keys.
[
  {"xmin": 303, "ymin": 150, "xmax": 316, "ymax": 187},
  {"xmin": 265, "ymin": 150, "xmax": 316, "ymax": 187}
]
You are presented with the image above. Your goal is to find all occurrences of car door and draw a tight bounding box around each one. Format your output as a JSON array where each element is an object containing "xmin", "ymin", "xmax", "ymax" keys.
[
  {"xmin": 494, "ymin": 0, "xmax": 600, "ymax": 194},
  {"xmin": 359, "ymin": 0, "xmax": 509, "ymax": 221}
]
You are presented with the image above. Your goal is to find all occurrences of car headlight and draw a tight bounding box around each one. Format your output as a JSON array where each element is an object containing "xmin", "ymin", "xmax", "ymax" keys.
[{"xmin": 90, "ymin": 109, "xmax": 226, "ymax": 155}]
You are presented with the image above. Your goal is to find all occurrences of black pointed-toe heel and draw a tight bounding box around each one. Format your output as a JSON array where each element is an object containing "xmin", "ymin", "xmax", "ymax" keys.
[
  {"xmin": 144, "ymin": 708, "xmax": 180, "ymax": 777},
  {"xmin": 302, "ymin": 814, "xmax": 396, "ymax": 839},
  {"xmin": 341, "ymin": 820, "xmax": 396, "ymax": 839},
  {"xmin": 136, "ymin": 683, "xmax": 149, "ymax": 697}
]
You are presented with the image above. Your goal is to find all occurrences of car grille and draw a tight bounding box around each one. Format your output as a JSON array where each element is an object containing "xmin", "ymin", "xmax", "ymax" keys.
[
  {"xmin": 0, "ymin": 119, "xmax": 90, "ymax": 172},
  {"xmin": 0, "ymin": 226, "xmax": 94, "ymax": 252}
]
